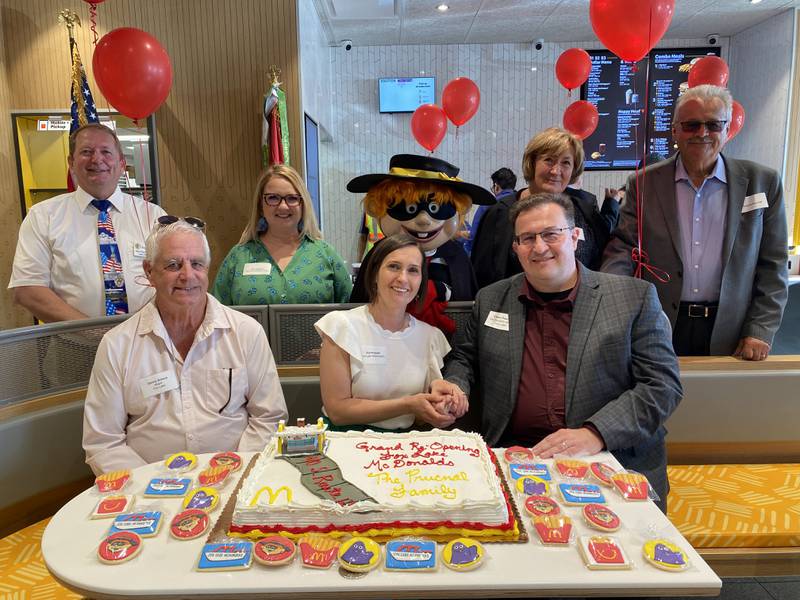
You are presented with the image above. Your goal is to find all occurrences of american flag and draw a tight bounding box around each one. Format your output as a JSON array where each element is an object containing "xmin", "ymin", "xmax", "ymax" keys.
[
  {"xmin": 102, "ymin": 253, "xmax": 123, "ymax": 274},
  {"xmin": 98, "ymin": 217, "xmax": 117, "ymax": 238},
  {"xmin": 69, "ymin": 35, "xmax": 98, "ymax": 133}
]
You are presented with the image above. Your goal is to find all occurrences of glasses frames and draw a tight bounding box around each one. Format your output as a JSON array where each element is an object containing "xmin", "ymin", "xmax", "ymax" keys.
[
  {"xmin": 262, "ymin": 193, "xmax": 303, "ymax": 207},
  {"xmin": 514, "ymin": 227, "xmax": 573, "ymax": 246},
  {"xmin": 157, "ymin": 215, "xmax": 206, "ymax": 232},
  {"xmin": 678, "ymin": 120, "xmax": 727, "ymax": 133}
]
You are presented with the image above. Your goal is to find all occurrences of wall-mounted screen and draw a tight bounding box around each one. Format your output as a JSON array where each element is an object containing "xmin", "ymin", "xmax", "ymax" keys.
[
  {"xmin": 379, "ymin": 77, "xmax": 435, "ymax": 113},
  {"xmin": 580, "ymin": 47, "xmax": 722, "ymax": 171}
]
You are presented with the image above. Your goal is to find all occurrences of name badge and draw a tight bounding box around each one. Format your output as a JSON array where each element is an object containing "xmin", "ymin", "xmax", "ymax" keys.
[
  {"xmin": 576, "ymin": 227, "xmax": 585, "ymax": 241},
  {"xmin": 132, "ymin": 242, "xmax": 146, "ymax": 259},
  {"xmin": 243, "ymin": 262, "xmax": 272, "ymax": 276},
  {"xmin": 362, "ymin": 346, "xmax": 387, "ymax": 364},
  {"xmin": 485, "ymin": 311, "xmax": 509, "ymax": 331},
  {"xmin": 140, "ymin": 369, "xmax": 179, "ymax": 398},
  {"xmin": 742, "ymin": 192, "xmax": 768, "ymax": 213}
]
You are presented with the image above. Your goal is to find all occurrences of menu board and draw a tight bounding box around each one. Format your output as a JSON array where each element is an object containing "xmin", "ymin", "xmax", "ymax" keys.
[{"xmin": 580, "ymin": 47, "xmax": 721, "ymax": 171}]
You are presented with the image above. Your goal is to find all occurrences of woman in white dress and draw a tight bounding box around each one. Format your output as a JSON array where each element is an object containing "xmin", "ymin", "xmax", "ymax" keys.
[{"xmin": 315, "ymin": 234, "xmax": 467, "ymax": 431}]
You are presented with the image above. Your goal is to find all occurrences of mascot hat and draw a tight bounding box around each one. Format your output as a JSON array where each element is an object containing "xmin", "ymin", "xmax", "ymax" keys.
[{"xmin": 347, "ymin": 154, "xmax": 495, "ymax": 205}]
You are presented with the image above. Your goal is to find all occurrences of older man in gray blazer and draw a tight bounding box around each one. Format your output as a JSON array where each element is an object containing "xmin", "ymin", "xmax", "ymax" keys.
[
  {"xmin": 602, "ymin": 85, "xmax": 788, "ymax": 360},
  {"xmin": 434, "ymin": 192, "xmax": 682, "ymax": 507}
]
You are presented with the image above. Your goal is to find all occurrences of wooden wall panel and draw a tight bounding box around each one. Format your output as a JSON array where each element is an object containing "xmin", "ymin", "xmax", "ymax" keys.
[{"xmin": 0, "ymin": 0, "xmax": 301, "ymax": 329}]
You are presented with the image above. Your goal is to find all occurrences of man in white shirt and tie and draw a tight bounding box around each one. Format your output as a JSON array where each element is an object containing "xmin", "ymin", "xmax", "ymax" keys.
[{"xmin": 9, "ymin": 123, "xmax": 166, "ymax": 321}]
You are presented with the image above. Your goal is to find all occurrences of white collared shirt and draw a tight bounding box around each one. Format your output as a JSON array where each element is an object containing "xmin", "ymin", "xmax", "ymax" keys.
[
  {"xmin": 9, "ymin": 186, "xmax": 167, "ymax": 317},
  {"xmin": 82, "ymin": 294, "xmax": 288, "ymax": 475}
]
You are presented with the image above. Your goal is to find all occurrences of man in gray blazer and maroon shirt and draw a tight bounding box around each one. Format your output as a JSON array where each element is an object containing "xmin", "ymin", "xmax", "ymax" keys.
[
  {"xmin": 433, "ymin": 192, "xmax": 682, "ymax": 509},
  {"xmin": 602, "ymin": 84, "xmax": 789, "ymax": 360}
]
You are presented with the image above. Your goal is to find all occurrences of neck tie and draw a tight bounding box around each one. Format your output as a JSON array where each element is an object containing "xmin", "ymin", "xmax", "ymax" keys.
[{"xmin": 92, "ymin": 199, "xmax": 129, "ymax": 315}]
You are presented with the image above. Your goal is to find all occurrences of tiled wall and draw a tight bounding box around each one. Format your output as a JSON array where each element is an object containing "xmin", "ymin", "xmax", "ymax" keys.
[{"xmin": 311, "ymin": 36, "xmax": 737, "ymax": 264}]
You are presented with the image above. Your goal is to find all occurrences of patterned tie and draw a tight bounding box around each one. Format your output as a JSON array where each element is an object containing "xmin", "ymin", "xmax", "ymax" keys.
[{"xmin": 91, "ymin": 199, "xmax": 129, "ymax": 315}]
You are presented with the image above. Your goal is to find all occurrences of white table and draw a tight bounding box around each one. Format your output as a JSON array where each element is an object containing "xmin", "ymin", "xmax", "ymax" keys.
[{"xmin": 43, "ymin": 451, "xmax": 722, "ymax": 598}]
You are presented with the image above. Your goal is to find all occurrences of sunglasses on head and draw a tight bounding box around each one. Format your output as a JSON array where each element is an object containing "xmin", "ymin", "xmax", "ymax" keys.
[
  {"xmin": 157, "ymin": 215, "xmax": 206, "ymax": 232},
  {"xmin": 678, "ymin": 120, "xmax": 727, "ymax": 133}
]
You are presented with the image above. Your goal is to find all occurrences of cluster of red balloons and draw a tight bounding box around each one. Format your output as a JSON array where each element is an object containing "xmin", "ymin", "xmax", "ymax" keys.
[
  {"xmin": 686, "ymin": 55, "xmax": 745, "ymax": 140},
  {"xmin": 410, "ymin": 77, "xmax": 480, "ymax": 152},
  {"xmin": 92, "ymin": 27, "xmax": 173, "ymax": 120},
  {"xmin": 554, "ymin": 48, "xmax": 598, "ymax": 139}
]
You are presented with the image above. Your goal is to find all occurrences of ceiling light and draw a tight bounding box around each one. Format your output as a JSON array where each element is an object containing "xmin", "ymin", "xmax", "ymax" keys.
[
  {"xmin": 750, "ymin": 0, "xmax": 763, "ymax": 4},
  {"xmin": 530, "ymin": 66, "xmax": 538, "ymax": 72},
  {"xmin": 437, "ymin": 4, "xmax": 449, "ymax": 12}
]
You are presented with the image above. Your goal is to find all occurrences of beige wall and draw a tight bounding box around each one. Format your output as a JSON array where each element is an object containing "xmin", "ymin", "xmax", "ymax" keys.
[{"xmin": 0, "ymin": 0, "xmax": 301, "ymax": 329}]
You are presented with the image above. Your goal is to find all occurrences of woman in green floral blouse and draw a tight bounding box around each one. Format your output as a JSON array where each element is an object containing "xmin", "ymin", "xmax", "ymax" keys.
[{"xmin": 212, "ymin": 165, "xmax": 352, "ymax": 305}]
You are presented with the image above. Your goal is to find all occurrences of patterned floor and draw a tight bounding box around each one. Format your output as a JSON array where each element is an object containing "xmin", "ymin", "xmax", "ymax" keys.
[{"xmin": 0, "ymin": 518, "xmax": 81, "ymax": 599}]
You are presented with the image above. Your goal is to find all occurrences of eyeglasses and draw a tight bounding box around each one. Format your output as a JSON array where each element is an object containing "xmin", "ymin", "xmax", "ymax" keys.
[
  {"xmin": 262, "ymin": 193, "xmax": 303, "ymax": 207},
  {"xmin": 678, "ymin": 120, "xmax": 727, "ymax": 133},
  {"xmin": 514, "ymin": 227, "xmax": 573, "ymax": 246},
  {"xmin": 157, "ymin": 215, "xmax": 206, "ymax": 232}
]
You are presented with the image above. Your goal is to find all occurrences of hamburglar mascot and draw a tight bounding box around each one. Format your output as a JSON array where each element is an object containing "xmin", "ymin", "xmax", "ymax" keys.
[{"xmin": 348, "ymin": 154, "xmax": 494, "ymax": 335}]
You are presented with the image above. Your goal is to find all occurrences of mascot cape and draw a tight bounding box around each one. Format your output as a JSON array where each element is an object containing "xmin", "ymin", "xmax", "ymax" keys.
[{"xmin": 348, "ymin": 154, "xmax": 495, "ymax": 334}]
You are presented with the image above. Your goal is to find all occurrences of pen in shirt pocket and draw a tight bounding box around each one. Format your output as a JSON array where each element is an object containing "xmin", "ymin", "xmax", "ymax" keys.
[{"xmin": 219, "ymin": 368, "xmax": 232, "ymax": 414}]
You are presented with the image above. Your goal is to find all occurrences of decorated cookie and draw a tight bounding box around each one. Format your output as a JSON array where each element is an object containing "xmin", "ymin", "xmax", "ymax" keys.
[
  {"xmin": 532, "ymin": 515, "xmax": 573, "ymax": 546},
  {"xmin": 504, "ymin": 446, "xmax": 534, "ymax": 463},
  {"xmin": 442, "ymin": 538, "xmax": 484, "ymax": 571},
  {"xmin": 144, "ymin": 477, "xmax": 191, "ymax": 497},
  {"xmin": 95, "ymin": 470, "xmax": 131, "ymax": 493},
  {"xmin": 582, "ymin": 503, "xmax": 621, "ymax": 532},
  {"xmin": 254, "ymin": 536, "xmax": 296, "ymax": 566},
  {"xmin": 98, "ymin": 531, "xmax": 142, "ymax": 564},
  {"xmin": 90, "ymin": 494, "xmax": 135, "ymax": 519},
  {"xmin": 338, "ymin": 537, "xmax": 381, "ymax": 572},
  {"xmin": 197, "ymin": 466, "xmax": 232, "ymax": 487},
  {"xmin": 209, "ymin": 451, "xmax": 243, "ymax": 472},
  {"xmin": 554, "ymin": 458, "xmax": 590, "ymax": 479},
  {"xmin": 109, "ymin": 511, "xmax": 163, "ymax": 537},
  {"xmin": 169, "ymin": 509, "xmax": 210, "ymax": 540},
  {"xmin": 164, "ymin": 452, "xmax": 197, "ymax": 472},
  {"xmin": 183, "ymin": 487, "xmax": 220, "ymax": 512},
  {"xmin": 298, "ymin": 534, "xmax": 340, "ymax": 569},
  {"xmin": 524, "ymin": 495, "xmax": 561, "ymax": 517},
  {"xmin": 197, "ymin": 541, "xmax": 253, "ymax": 571},
  {"xmin": 385, "ymin": 538, "xmax": 437, "ymax": 571},
  {"xmin": 558, "ymin": 483, "xmax": 606, "ymax": 505},
  {"xmin": 643, "ymin": 539, "xmax": 689, "ymax": 571},
  {"xmin": 590, "ymin": 462, "xmax": 617, "ymax": 486},
  {"xmin": 509, "ymin": 463, "xmax": 551, "ymax": 481},
  {"xmin": 579, "ymin": 536, "xmax": 631, "ymax": 570},
  {"xmin": 612, "ymin": 471, "xmax": 651, "ymax": 501},
  {"xmin": 516, "ymin": 475, "xmax": 549, "ymax": 497}
]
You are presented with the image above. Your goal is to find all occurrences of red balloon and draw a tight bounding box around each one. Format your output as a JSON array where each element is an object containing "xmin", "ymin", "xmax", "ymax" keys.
[
  {"xmin": 93, "ymin": 28, "xmax": 173, "ymax": 120},
  {"xmin": 442, "ymin": 78, "xmax": 480, "ymax": 127},
  {"xmin": 688, "ymin": 56, "xmax": 729, "ymax": 88},
  {"xmin": 563, "ymin": 101, "xmax": 599, "ymax": 140},
  {"xmin": 728, "ymin": 101, "xmax": 745, "ymax": 140},
  {"xmin": 82, "ymin": 0, "xmax": 106, "ymax": 3},
  {"xmin": 556, "ymin": 48, "xmax": 592, "ymax": 92},
  {"xmin": 590, "ymin": 0, "xmax": 675, "ymax": 63},
  {"xmin": 410, "ymin": 104, "xmax": 447, "ymax": 152}
]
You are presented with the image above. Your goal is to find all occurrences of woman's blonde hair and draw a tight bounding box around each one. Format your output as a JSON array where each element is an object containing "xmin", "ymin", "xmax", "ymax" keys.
[
  {"xmin": 239, "ymin": 164, "xmax": 322, "ymax": 244},
  {"xmin": 363, "ymin": 179, "xmax": 472, "ymax": 229},
  {"xmin": 521, "ymin": 127, "xmax": 585, "ymax": 187}
]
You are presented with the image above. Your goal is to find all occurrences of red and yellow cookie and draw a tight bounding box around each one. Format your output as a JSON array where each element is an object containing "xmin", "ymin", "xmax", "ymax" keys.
[
  {"xmin": 197, "ymin": 465, "xmax": 232, "ymax": 487},
  {"xmin": 91, "ymin": 494, "xmax": 135, "ymax": 519},
  {"xmin": 532, "ymin": 515, "xmax": 573, "ymax": 546},
  {"xmin": 169, "ymin": 509, "xmax": 210, "ymax": 540},
  {"xmin": 209, "ymin": 451, "xmax": 243, "ymax": 472},
  {"xmin": 503, "ymin": 446, "xmax": 534, "ymax": 463},
  {"xmin": 524, "ymin": 495, "xmax": 560, "ymax": 517},
  {"xmin": 590, "ymin": 462, "xmax": 617, "ymax": 486},
  {"xmin": 554, "ymin": 458, "xmax": 590, "ymax": 479},
  {"xmin": 254, "ymin": 536, "xmax": 296, "ymax": 566},
  {"xmin": 298, "ymin": 534, "xmax": 339, "ymax": 569},
  {"xmin": 98, "ymin": 531, "xmax": 142, "ymax": 564},
  {"xmin": 582, "ymin": 503, "xmax": 621, "ymax": 532},
  {"xmin": 95, "ymin": 470, "xmax": 131, "ymax": 493},
  {"xmin": 612, "ymin": 471, "xmax": 650, "ymax": 501}
]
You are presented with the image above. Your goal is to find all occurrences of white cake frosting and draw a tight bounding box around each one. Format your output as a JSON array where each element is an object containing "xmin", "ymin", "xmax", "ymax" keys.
[{"xmin": 232, "ymin": 429, "xmax": 512, "ymax": 534}]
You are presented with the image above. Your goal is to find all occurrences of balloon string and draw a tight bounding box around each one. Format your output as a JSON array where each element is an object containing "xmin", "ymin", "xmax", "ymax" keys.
[
  {"xmin": 455, "ymin": 126, "xmax": 459, "ymax": 140},
  {"xmin": 138, "ymin": 140, "xmax": 148, "ymax": 198},
  {"xmin": 632, "ymin": 2, "xmax": 670, "ymax": 285},
  {"xmin": 89, "ymin": 3, "xmax": 99, "ymax": 45}
]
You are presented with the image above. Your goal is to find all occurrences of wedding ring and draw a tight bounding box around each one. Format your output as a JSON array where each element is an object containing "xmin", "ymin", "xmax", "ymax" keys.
[{"xmin": 561, "ymin": 441, "xmax": 567, "ymax": 449}]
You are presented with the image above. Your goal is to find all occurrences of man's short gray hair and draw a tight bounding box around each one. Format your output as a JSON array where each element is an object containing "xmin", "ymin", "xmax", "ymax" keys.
[
  {"xmin": 145, "ymin": 220, "xmax": 211, "ymax": 265},
  {"xmin": 672, "ymin": 84, "xmax": 733, "ymax": 126},
  {"xmin": 509, "ymin": 192, "xmax": 575, "ymax": 230}
]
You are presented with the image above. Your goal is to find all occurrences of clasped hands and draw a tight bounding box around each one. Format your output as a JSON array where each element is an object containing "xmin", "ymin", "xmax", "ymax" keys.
[{"xmin": 408, "ymin": 379, "xmax": 469, "ymax": 428}]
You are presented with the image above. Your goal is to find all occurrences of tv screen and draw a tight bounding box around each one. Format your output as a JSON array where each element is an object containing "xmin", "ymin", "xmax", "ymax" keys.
[
  {"xmin": 379, "ymin": 77, "xmax": 435, "ymax": 113},
  {"xmin": 580, "ymin": 47, "xmax": 722, "ymax": 170}
]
